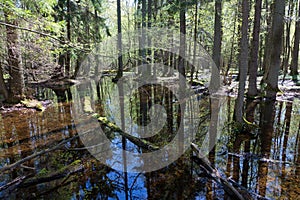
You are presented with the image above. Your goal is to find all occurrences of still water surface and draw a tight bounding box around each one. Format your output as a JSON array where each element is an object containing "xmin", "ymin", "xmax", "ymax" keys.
[{"xmin": 0, "ymin": 77, "xmax": 299, "ymax": 199}]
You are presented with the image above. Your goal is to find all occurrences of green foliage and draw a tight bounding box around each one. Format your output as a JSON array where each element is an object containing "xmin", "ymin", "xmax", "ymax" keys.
[{"xmin": 37, "ymin": 168, "xmax": 50, "ymax": 177}]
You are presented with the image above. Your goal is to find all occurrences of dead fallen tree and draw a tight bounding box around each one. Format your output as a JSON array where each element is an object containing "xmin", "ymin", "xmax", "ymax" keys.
[
  {"xmin": 0, "ymin": 175, "xmax": 28, "ymax": 192},
  {"xmin": 191, "ymin": 143, "xmax": 249, "ymax": 200},
  {"xmin": 98, "ymin": 117, "xmax": 159, "ymax": 151},
  {"xmin": 0, "ymin": 160, "xmax": 83, "ymax": 194},
  {"xmin": 18, "ymin": 160, "xmax": 84, "ymax": 188},
  {"xmin": 0, "ymin": 134, "xmax": 80, "ymax": 174}
]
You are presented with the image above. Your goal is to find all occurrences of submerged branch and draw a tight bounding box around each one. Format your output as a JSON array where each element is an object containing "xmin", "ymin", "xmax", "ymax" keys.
[
  {"xmin": 191, "ymin": 143, "xmax": 248, "ymax": 200},
  {"xmin": 19, "ymin": 160, "xmax": 84, "ymax": 188},
  {"xmin": 0, "ymin": 135, "xmax": 79, "ymax": 174},
  {"xmin": 0, "ymin": 175, "xmax": 28, "ymax": 192},
  {"xmin": 98, "ymin": 117, "xmax": 159, "ymax": 151}
]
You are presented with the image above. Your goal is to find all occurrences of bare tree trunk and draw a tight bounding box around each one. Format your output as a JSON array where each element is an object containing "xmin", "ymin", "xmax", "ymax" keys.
[
  {"xmin": 265, "ymin": 0, "xmax": 285, "ymax": 99},
  {"xmin": 282, "ymin": 0, "xmax": 294, "ymax": 81},
  {"xmin": 178, "ymin": 0, "xmax": 186, "ymax": 77},
  {"xmin": 248, "ymin": 0, "xmax": 262, "ymax": 97},
  {"xmin": 227, "ymin": 8, "xmax": 238, "ymax": 80},
  {"xmin": 291, "ymin": 0, "xmax": 300, "ymax": 80},
  {"xmin": 261, "ymin": 0, "xmax": 272, "ymax": 74},
  {"xmin": 113, "ymin": 0, "xmax": 123, "ymax": 82},
  {"xmin": 190, "ymin": 0, "xmax": 198, "ymax": 83},
  {"xmin": 4, "ymin": 10, "xmax": 25, "ymax": 103},
  {"xmin": 212, "ymin": 0, "xmax": 222, "ymax": 89},
  {"xmin": 234, "ymin": 0, "xmax": 249, "ymax": 123},
  {"xmin": 0, "ymin": 65, "xmax": 8, "ymax": 100},
  {"xmin": 65, "ymin": 0, "xmax": 71, "ymax": 78}
]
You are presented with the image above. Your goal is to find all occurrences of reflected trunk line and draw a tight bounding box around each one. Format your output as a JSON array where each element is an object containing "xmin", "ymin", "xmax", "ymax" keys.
[
  {"xmin": 209, "ymin": 97, "xmax": 220, "ymax": 161},
  {"xmin": 241, "ymin": 140, "xmax": 250, "ymax": 187},
  {"xmin": 281, "ymin": 102, "xmax": 293, "ymax": 175},
  {"xmin": 118, "ymin": 82, "xmax": 129, "ymax": 200},
  {"xmin": 296, "ymin": 121, "xmax": 300, "ymax": 175},
  {"xmin": 257, "ymin": 100, "xmax": 275, "ymax": 197},
  {"xmin": 232, "ymin": 136, "xmax": 241, "ymax": 182},
  {"xmin": 243, "ymin": 99, "xmax": 259, "ymax": 187}
]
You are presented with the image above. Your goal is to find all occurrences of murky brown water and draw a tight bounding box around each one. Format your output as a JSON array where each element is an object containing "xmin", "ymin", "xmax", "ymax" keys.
[{"xmin": 0, "ymin": 77, "xmax": 299, "ymax": 199}]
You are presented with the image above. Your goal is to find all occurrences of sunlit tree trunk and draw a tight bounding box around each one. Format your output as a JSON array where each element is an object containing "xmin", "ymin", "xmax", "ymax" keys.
[
  {"xmin": 291, "ymin": 0, "xmax": 300, "ymax": 80},
  {"xmin": 234, "ymin": 0, "xmax": 249, "ymax": 123},
  {"xmin": 282, "ymin": 1, "xmax": 294, "ymax": 80},
  {"xmin": 265, "ymin": 0, "xmax": 285, "ymax": 99},
  {"xmin": 227, "ymin": 7, "xmax": 237, "ymax": 81},
  {"xmin": 4, "ymin": 9, "xmax": 25, "ymax": 103},
  {"xmin": 262, "ymin": 0, "xmax": 272, "ymax": 74},
  {"xmin": 248, "ymin": 0, "xmax": 262, "ymax": 97}
]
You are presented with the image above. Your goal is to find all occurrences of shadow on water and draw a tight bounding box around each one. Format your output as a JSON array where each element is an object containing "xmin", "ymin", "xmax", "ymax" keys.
[{"xmin": 0, "ymin": 76, "xmax": 299, "ymax": 199}]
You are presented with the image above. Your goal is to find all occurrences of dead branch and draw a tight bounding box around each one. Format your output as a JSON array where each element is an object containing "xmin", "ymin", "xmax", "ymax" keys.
[
  {"xmin": 0, "ymin": 21, "xmax": 64, "ymax": 43},
  {"xmin": 18, "ymin": 160, "xmax": 84, "ymax": 188},
  {"xmin": 228, "ymin": 178, "xmax": 271, "ymax": 200},
  {"xmin": 98, "ymin": 117, "xmax": 159, "ymax": 151},
  {"xmin": 191, "ymin": 143, "xmax": 248, "ymax": 200},
  {"xmin": 0, "ymin": 175, "xmax": 28, "ymax": 192},
  {"xmin": 0, "ymin": 135, "xmax": 79, "ymax": 174}
]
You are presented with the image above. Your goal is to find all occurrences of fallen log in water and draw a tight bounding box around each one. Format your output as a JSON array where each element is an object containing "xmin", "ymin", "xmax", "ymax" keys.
[
  {"xmin": 0, "ymin": 160, "xmax": 83, "ymax": 194},
  {"xmin": 191, "ymin": 143, "xmax": 249, "ymax": 200},
  {"xmin": 18, "ymin": 160, "xmax": 84, "ymax": 188},
  {"xmin": 0, "ymin": 175, "xmax": 28, "ymax": 192},
  {"xmin": 98, "ymin": 116, "xmax": 159, "ymax": 151},
  {"xmin": 0, "ymin": 134, "xmax": 80, "ymax": 174}
]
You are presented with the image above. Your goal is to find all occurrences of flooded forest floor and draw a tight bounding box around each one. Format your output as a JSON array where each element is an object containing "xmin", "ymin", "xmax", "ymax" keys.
[{"xmin": 0, "ymin": 74, "xmax": 300, "ymax": 200}]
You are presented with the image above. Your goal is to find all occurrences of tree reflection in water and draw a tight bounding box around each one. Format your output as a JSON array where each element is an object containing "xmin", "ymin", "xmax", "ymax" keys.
[{"xmin": 0, "ymin": 78, "xmax": 299, "ymax": 199}]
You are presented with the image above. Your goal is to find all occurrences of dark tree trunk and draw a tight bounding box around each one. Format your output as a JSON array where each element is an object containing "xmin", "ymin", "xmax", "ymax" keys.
[
  {"xmin": 0, "ymin": 65, "xmax": 8, "ymax": 100},
  {"xmin": 248, "ymin": 0, "xmax": 262, "ymax": 97},
  {"xmin": 265, "ymin": 0, "xmax": 285, "ymax": 99},
  {"xmin": 178, "ymin": 0, "xmax": 186, "ymax": 77},
  {"xmin": 65, "ymin": 0, "xmax": 71, "ymax": 78},
  {"xmin": 234, "ymin": 0, "xmax": 249, "ymax": 123},
  {"xmin": 291, "ymin": 0, "xmax": 300, "ymax": 80},
  {"xmin": 56, "ymin": 0, "xmax": 65, "ymax": 78},
  {"xmin": 4, "ymin": 10, "xmax": 25, "ymax": 103},
  {"xmin": 211, "ymin": 0, "xmax": 222, "ymax": 90},
  {"xmin": 257, "ymin": 100, "xmax": 275, "ymax": 196},
  {"xmin": 190, "ymin": 0, "xmax": 198, "ymax": 83},
  {"xmin": 113, "ymin": 0, "xmax": 123, "ymax": 82},
  {"xmin": 212, "ymin": 0, "xmax": 222, "ymax": 71}
]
